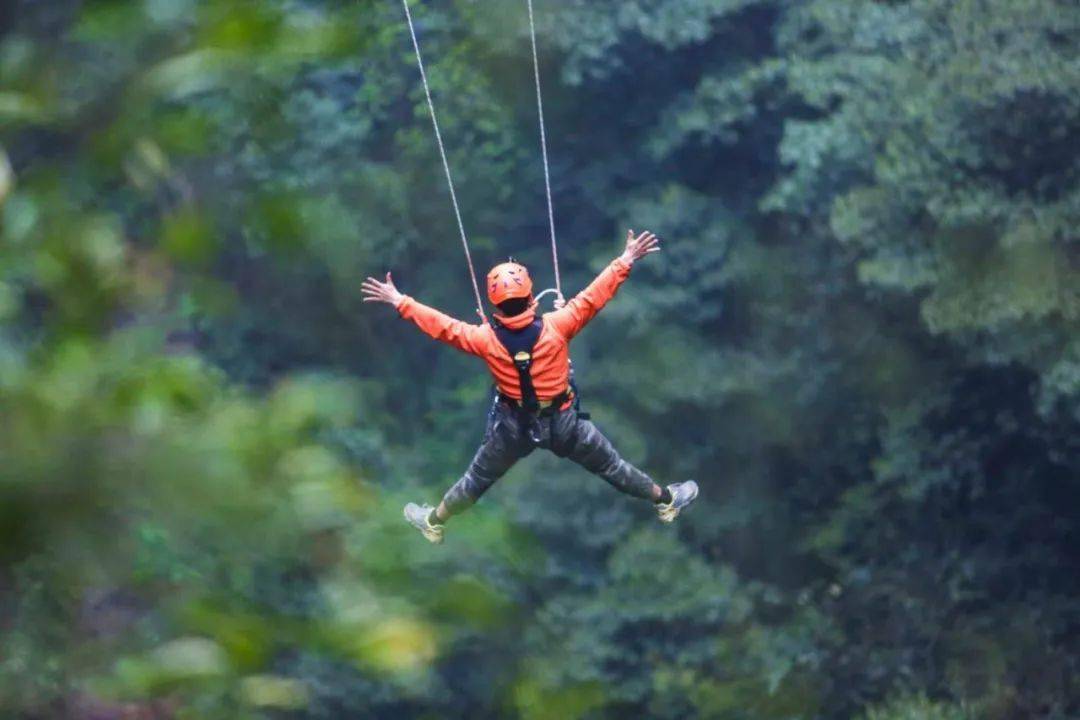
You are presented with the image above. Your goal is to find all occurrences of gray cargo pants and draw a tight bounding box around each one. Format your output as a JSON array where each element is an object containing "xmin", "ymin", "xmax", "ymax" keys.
[{"xmin": 440, "ymin": 399, "xmax": 658, "ymax": 517}]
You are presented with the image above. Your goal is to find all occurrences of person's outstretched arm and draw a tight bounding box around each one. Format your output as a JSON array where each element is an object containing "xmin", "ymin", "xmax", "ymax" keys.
[
  {"xmin": 362, "ymin": 272, "xmax": 488, "ymax": 356},
  {"xmin": 548, "ymin": 230, "xmax": 661, "ymax": 339}
]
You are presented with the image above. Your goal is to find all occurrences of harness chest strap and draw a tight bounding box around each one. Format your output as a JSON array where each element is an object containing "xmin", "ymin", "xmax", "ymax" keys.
[
  {"xmin": 491, "ymin": 316, "xmax": 571, "ymax": 414},
  {"xmin": 512, "ymin": 350, "xmax": 541, "ymax": 413}
]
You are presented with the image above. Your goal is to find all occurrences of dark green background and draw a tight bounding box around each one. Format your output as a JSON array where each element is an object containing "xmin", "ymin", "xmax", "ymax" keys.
[{"xmin": 1, "ymin": 0, "xmax": 1078, "ymax": 718}]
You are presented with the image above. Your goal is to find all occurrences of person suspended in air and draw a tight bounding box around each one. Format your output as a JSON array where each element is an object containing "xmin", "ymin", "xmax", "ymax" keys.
[{"xmin": 361, "ymin": 230, "xmax": 699, "ymax": 544}]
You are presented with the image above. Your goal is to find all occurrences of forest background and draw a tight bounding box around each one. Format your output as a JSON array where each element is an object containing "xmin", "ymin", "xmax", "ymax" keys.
[{"xmin": 1, "ymin": 0, "xmax": 1078, "ymax": 718}]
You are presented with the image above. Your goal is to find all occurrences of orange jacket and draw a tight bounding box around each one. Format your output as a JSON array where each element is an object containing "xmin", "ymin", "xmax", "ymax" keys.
[{"xmin": 396, "ymin": 257, "xmax": 633, "ymax": 401}]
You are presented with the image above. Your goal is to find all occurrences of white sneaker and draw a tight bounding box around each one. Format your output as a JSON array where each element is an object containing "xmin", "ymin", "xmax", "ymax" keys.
[
  {"xmin": 404, "ymin": 502, "xmax": 445, "ymax": 544},
  {"xmin": 656, "ymin": 481, "xmax": 699, "ymax": 523}
]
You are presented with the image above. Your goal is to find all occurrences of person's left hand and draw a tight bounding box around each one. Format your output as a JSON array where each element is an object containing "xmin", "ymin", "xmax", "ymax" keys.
[
  {"xmin": 361, "ymin": 272, "xmax": 404, "ymax": 306},
  {"xmin": 620, "ymin": 229, "xmax": 661, "ymax": 265}
]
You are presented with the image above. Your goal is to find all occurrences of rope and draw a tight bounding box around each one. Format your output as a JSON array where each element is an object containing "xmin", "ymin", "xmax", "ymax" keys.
[
  {"xmin": 525, "ymin": 0, "xmax": 561, "ymax": 300},
  {"xmin": 399, "ymin": 0, "xmax": 486, "ymax": 321}
]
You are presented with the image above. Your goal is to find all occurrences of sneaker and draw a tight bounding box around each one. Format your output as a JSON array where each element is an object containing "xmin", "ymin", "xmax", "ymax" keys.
[
  {"xmin": 656, "ymin": 480, "xmax": 699, "ymax": 523},
  {"xmin": 404, "ymin": 502, "xmax": 445, "ymax": 544}
]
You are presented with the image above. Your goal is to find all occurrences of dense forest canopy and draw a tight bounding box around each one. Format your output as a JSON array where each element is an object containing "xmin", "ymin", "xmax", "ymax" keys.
[{"xmin": 1, "ymin": 0, "xmax": 1078, "ymax": 718}]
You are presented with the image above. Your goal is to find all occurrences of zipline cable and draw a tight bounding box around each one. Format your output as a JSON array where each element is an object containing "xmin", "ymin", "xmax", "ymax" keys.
[
  {"xmin": 525, "ymin": 0, "xmax": 562, "ymax": 301},
  {"xmin": 399, "ymin": 0, "xmax": 487, "ymax": 322}
]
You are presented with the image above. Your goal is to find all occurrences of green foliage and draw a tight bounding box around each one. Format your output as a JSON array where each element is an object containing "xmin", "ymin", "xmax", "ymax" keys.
[
  {"xmin": 860, "ymin": 694, "xmax": 970, "ymax": 720},
  {"xmin": 2, "ymin": 0, "xmax": 1079, "ymax": 718}
]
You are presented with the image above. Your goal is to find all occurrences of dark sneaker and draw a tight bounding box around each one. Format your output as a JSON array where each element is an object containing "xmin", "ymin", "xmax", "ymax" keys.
[
  {"xmin": 656, "ymin": 480, "xmax": 699, "ymax": 523},
  {"xmin": 404, "ymin": 502, "xmax": 445, "ymax": 544}
]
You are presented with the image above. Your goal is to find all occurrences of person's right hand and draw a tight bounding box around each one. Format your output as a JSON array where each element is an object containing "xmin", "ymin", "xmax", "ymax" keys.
[
  {"xmin": 361, "ymin": 272, "xmax": 404, "ymax": 307},
  {"xmin": 620, "ymin": 229, "xmax": 661, "ymax": 265}
]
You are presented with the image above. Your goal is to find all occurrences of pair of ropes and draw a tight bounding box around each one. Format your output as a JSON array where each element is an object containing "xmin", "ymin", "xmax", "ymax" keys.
[{"xmin": 399, "ymin": 0, "xmax": 561, "ymax": 322}]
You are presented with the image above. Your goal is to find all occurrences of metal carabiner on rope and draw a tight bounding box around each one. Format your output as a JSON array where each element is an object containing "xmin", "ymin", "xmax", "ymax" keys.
[{"xmin": 534, "ymin": 287, "xmax": 565, "ymax": 308}]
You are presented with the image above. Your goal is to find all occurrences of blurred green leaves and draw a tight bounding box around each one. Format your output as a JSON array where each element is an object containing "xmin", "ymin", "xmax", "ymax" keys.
[
  {"xmin": 2, "ymin": 0, "xmax": 1079, "ymax": 718},
  {"xmin": 860, "ymin": 694, "xmax": 971, "ymax": 720}
]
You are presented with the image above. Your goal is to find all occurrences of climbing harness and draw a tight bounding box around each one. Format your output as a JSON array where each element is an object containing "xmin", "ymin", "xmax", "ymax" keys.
[
  {"xmin": 493, "ymin": 316, "xmax": 544, "ymax": 415},
  {"xmin": 399, "ymin": 0, "xmax": 565, "ymax": 315},
  {"xmin": 491, "ymin": 315, "xmax": 575, "ymax": 444}
]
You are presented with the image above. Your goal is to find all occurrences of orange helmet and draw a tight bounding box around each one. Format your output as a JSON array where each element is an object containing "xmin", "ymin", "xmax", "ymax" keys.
[{"xmin": 487, "ymin": 261, "xmax": 533, "ymax": 305}]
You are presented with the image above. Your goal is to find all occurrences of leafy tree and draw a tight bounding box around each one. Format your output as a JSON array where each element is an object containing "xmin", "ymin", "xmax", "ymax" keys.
[{"xmin": 3, "ymin": 0, "xmax": 1078, "ymax": 718}]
